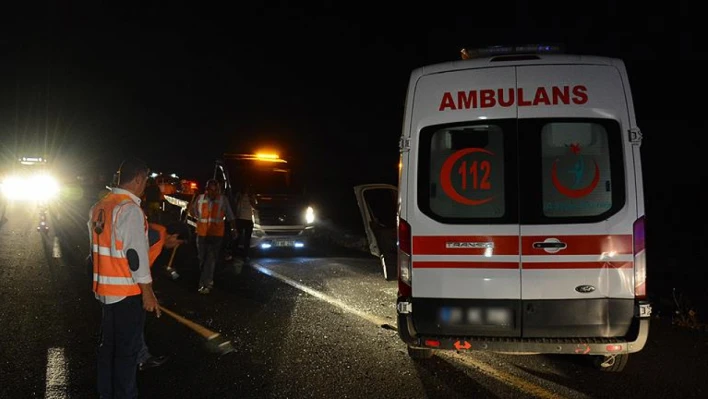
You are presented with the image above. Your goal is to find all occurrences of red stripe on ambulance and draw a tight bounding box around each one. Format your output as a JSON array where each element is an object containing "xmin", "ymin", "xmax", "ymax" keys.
[
  {"xmin": 522, "ymin": 235, "xmax": 633, "ymax": 255},
  {"xmin": 522, "ymin": 262, "xmax": 633, "ymax": 270},
  {"xmin": 412, "ymin": 236, "xmax": 518, "ymax": 255}
]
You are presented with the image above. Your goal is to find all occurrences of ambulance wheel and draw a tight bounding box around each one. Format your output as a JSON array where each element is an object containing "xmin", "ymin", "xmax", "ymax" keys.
[
  {"xmin": 381, "ymin": 253, "xmax": 397, "ymax": 281},
  {"xmin": 592, "ymin": 354, "xmax": 628, "ymax": 372},
  {"xmin": 407, "ymin": 346, "xmax": 433, "ymax": 360}
]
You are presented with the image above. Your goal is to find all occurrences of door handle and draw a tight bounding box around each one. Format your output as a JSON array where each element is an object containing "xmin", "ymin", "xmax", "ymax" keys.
[
  {"xmin": 532, "ymin": 239, "xmax": 567, "ymax": 253},
  {"xmin": 533, "ymin": 242, "xmax": 567, "ymax": 249}
]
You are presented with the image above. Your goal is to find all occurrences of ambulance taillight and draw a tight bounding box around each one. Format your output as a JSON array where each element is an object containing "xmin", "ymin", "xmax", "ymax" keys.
[
  {"xmin": 633, "ymin": 216, "xmax": 647, "ymax": 299},
  {"xmin": 398, "ymin": 218, "xmax": 412, "ymax": 297}
]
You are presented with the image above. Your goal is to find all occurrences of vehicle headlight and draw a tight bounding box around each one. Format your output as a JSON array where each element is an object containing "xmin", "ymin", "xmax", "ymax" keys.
[
  {"xmin": 1, "ymin": 176, "xmax": 25, "ymax": 199},
  {"xmin": 33, "ymin": 175, "xmax": 60, "ymax": 200},
  {"xmin": 305, "ymin": 206, "xmax": 315, "ymax": 224},
  {"xmin": 0, "ymin": 174, "xmax": 59, "ymax": 201}
]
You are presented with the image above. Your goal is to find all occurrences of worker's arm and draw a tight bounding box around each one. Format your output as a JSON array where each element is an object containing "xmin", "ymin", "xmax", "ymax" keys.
[
  {"xmin": 223, "ymin": 194, "xmax": 236, "ymax": 223},
  {"xmin": 148, "ymin": 223, "xmax": 184, "ymax": 267},
  {"xmin": 115, "ymin": 204, "xmax": 160, "ymax": 316}
]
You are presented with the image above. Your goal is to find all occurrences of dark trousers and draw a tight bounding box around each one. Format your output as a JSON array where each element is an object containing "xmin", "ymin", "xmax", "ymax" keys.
[
  {"xmin": 234, "ymin": 219, "xmax": 254, "ymax": 258},
  {"xmin": 97, "ymin": 294, "xmax": 145, "ymax": 399},
  {"xmin": 197, "ymin": 235, "xmax": 223, "ymax": 288}
]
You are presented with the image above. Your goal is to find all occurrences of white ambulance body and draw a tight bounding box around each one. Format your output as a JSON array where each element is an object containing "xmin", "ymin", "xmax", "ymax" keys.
[{"xmin": 395, "ymin": 46, "xmax": 650, "ymax": 372}]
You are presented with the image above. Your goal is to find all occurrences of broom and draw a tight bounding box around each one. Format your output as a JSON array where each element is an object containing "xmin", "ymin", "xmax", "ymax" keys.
[
  {"xmin": 165, "ymin": 244, "xmax": 181, "ymax": 279},
  {"xmin": 158, "ymin": 305, "xmax": 235, "ymax": 355}
]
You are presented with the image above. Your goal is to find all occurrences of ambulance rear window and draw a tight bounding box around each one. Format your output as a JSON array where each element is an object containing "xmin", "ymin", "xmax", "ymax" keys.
[
  {"xmin": 518, "ymin": 118, "xmax": 625, "ymax": 223},
  {"xmin": 541, "ymin": 122, "xmax": 612, "ymax": 217},
  {"xmin": 417, "ymin": 120, "xmax": 519, "ymax": 224},
  {"xmin": 417, "ymin": 118, "xmax": 625, "ymax": 224}
]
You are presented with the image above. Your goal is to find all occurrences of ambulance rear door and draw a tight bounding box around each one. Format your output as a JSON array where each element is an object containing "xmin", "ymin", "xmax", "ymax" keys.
[
  {"xmin": 409, "ymin": 66, "xmax": 522, "ymax": 337},
  {"xmin": 515, "ymin": 63, "xmax": 638, "ymax": 338}
]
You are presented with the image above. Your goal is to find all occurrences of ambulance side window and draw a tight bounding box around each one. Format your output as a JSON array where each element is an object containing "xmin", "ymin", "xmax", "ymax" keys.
[{"xmin": 417, "ymin": 120, "xmax": 519, "ymax": 224}]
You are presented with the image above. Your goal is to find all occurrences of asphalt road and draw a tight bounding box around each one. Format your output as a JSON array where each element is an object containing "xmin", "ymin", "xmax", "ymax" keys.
[{"xmin": 1, "ymin": 189, "xmax": 707, "ymax": 399}]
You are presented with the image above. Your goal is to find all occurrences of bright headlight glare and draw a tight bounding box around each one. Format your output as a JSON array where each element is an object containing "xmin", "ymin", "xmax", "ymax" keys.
[
  {"xmin": 34, "ymin": 175, "xmax": 60, "ymax": 200},
  {"xmin": 2, "ymin": 176, "xmax": 27, "ymax": 199},
  {"xmin": 305, "ymin": 206, "xmax": 315, "ymax": 224},
  {"xmin": 1, "ymin": 174, "xmax": 59, "ymax": 201}
]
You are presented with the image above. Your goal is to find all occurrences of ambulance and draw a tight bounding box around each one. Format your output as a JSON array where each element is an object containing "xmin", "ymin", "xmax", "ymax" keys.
[{"xmin": 394, "ymin": 45, "xmax": 650, "ymax": 372}]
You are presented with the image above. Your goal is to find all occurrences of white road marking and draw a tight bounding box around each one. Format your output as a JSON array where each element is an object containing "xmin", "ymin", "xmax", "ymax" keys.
[
  {"xmin": 45, "ymin": 347, "xmax": 68, "ymax": 399},
  {"xmin": 444, "ymin": 351, "xmax": 591, "ymax": 399},
  {"xmin": 52, "ymin": 236, "xmax": 62, "ymax": 258},
  {"xmin": 252, "ymin": 262, "xmax": 589, "ymax": 399},
  {"xmin": 251, "ymin": 263, "xmax": 391, "ymax": 327}
]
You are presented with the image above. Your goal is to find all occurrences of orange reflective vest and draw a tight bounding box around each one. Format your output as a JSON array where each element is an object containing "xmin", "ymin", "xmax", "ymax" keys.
[
  {"xmin": 148, "ymin": 223, "xmax": 167, "ymax": 266},
  {"xmin": 91, "ymin": 193, "xmax": 147, "ymax": 297},
  {"xmin": 195, "ymin": 194, "xmax": 227, "ymax": 237}
]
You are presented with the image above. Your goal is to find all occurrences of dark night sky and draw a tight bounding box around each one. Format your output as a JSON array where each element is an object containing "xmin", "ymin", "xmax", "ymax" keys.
[{"xmin": 1, "ymin": 4, "xmax": 706, "ymax": 261}]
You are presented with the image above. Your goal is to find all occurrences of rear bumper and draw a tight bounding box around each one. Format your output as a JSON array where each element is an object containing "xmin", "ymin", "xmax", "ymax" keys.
[{"xmin": 397, "ymin": 298, "xmax": 651, "ymax": 355}]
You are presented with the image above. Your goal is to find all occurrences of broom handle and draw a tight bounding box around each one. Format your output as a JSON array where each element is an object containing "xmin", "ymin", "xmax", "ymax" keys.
[
  {"xmin": 159, "ymin": 305, "xmax": 220, "ymax": 340},
  {"xmin": 166, "ymin": 244, "xmax": 180, "ymax": 269}
]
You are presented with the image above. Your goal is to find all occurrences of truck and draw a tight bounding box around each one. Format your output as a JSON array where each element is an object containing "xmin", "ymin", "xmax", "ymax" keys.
[{"xmin": 164, "ymin": 153, "xmax": 316, "ymax": 251}]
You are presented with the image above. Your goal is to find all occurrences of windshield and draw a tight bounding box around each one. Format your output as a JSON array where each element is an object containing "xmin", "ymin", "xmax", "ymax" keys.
[{"xmin": 224, "ymin": 160, "xmax": 302, "ymax": 195}]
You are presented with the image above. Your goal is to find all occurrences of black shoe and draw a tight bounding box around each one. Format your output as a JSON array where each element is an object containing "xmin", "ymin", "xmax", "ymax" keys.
[{"xmin": 139, "ymin": 355, "xmax": 169, "ymax": 371}]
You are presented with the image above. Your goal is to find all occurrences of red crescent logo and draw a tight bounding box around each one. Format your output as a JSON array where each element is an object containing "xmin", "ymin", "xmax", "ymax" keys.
[
  {"xmin": 440, "ymin": 148, "xmax": 495, "ymax": 205},
  {"xmin": 551, "ymin": 159, "xmax": 600, "ymax": 198}
]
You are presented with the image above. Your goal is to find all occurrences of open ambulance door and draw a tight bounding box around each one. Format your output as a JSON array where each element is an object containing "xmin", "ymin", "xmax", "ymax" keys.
[{"xmin": 353, "ymin": 184, "xmax": 398, "ymax": 281}]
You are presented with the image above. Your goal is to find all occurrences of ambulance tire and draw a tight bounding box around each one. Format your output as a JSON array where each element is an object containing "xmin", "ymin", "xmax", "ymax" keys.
[
  {"xmin": 407, "ymin": 346, "xmax": 433, "ymax": 360},
  {"xmin": 381, "ymin": 253, "xmax": 397, "ymax": 281},
  {"xmin": 592, "ymin": 354, "xmax": 628, "ymax": 372}
]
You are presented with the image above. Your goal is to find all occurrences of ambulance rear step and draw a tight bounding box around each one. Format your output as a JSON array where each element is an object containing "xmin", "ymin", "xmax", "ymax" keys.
[{"xmin": 413, "ymin": 320, "xmax": 650, "ymax": 355}]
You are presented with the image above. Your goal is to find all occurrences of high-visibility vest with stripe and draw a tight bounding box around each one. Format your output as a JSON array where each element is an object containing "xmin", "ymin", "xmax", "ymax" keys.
[
  {"xmin": 91, "ymin": 193, "xmax": 147, "ymax": 297},
  {"xmin": 195, "ymin": 194, "xmax": 227, "ymax": 237}
]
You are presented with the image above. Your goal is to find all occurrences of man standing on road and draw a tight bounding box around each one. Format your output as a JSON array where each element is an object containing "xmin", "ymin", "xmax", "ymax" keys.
[
  {"xmin": 88, "ymin": 157, "xmax": 173, "ymax": 398},
  {"xmin": 190, "ymin": 179, "xmax": 236, "ymax": 294},
  {"xmin": 233, "ymin": 184, "xmax": 256, "ymax": 264}
]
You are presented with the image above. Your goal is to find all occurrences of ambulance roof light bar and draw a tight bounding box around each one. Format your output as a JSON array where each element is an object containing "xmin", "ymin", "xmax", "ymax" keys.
[{"xmin": 460, "ymin": 44, "xmax": 563, "ymax": 60}]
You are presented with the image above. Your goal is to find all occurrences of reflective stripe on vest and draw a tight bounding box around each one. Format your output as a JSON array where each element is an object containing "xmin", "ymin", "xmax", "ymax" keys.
[
  {"xmin": 91, "ymin": 193, "xmax": 147, "ymax": 297},
  {"xmin": 195, "ymin": 194, "xmax": 226, "ymax": 237}
]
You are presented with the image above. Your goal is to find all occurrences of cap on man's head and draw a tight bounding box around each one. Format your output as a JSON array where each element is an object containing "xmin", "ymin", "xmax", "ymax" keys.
[{"xmin": 117, "ymin": 157, "xmax": 149, "ymax": 186}]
